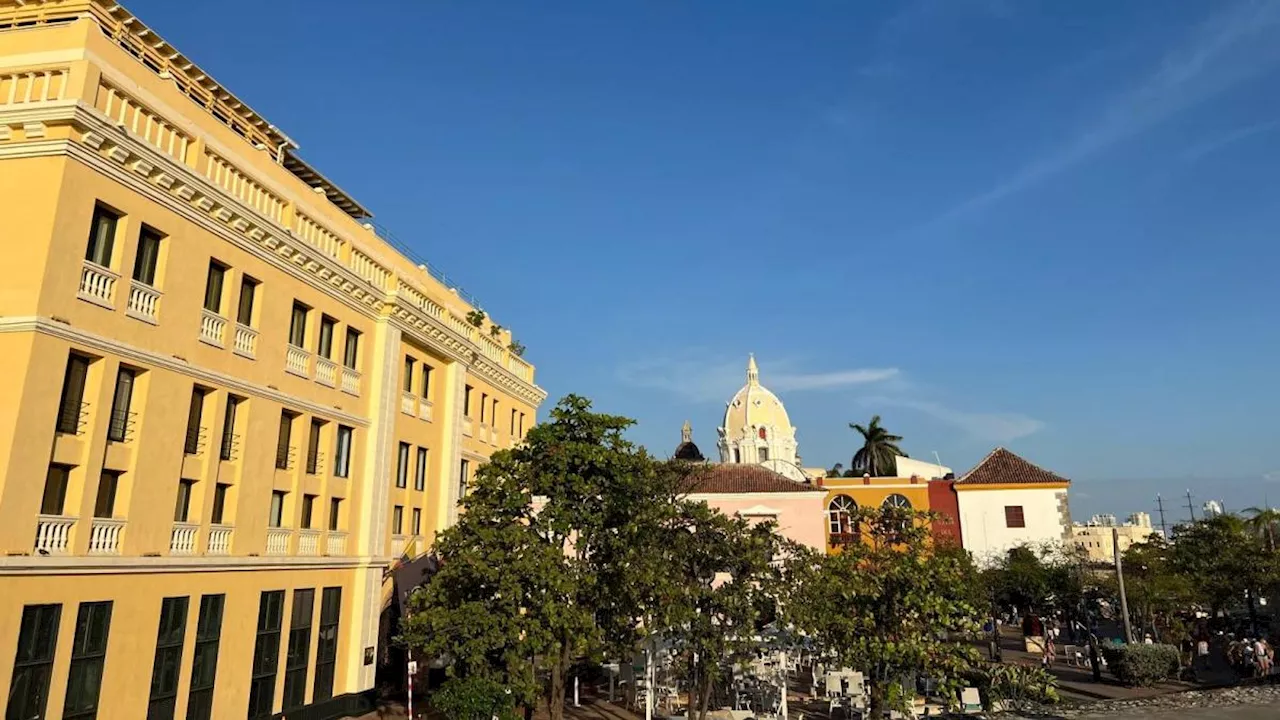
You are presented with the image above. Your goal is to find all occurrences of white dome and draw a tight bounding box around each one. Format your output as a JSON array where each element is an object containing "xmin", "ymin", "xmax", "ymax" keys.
[{"xmin": 717, "ymin": 355, "xmax": 800, "ymax": 466}]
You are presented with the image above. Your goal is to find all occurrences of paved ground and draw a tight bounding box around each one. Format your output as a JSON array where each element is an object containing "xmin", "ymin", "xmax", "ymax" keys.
[{"xmin": 1017, "ymin": 685, "xmax": 1280, "ymax": 720}]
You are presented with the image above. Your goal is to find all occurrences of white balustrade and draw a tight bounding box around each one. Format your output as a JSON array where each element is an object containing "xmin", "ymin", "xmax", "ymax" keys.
[
  {"xmin": 340, "ymin": 367, "xmax": 361, "ymax": 396},
  {"xmin": 480, "ymin": 334, "xmax": 504, "ymax": 362},
  {"xmin": 390, "ymin": 535, "xmax": 407, "ymax": 558},
  {"xmin": 78, "ymin": 260, "xmax": 117, "ymax": 307},
  {"xmin": 400, "ymin": 391, "xmax": 415, "ymax": 416},
  {"xmin": 34, "ymin": 515, "xmax": 76, "ymax": 555},
  {"xmin": 199, "ymin": 309, "xmax": 226, "ymax": 347},
  {"xmin": 297, "ymin": 530, "xmax": 321, "ymax": 556},
  {"xmin": 315, "ymin": 357, "xmax": 337, "ymax": 387},
  {"xmin": 478, "ymin": 423, "xmax": 491, "ymax": 444},
  {"xmin": 326, "ymin": 531, "xmax": 348, "ymax": 556},
  {"xmin": 462, "ymin": 416, "xmax": 474, "ymax": 437},
  {"xmin": 88, "ymin": 518, "xmax": 126, "ymax": 555},
  {"xmin": 508, "ymin": 355, "xmax": 533, "ymax": 383},
  {"xmin": 285, "ymin": 345, "xmax": 311, "ymax": 377},
  {"xmin": 266, "ymin": 527, "xmax": 292, "ymax": 555},
  {"xmin": 169, "ymin": 522, "xmax": 198, "ymax": 555},
  {"xmin": 233, "ymin": 323, "xmax": 258, "ymax": 358},
  {"xmin": 207, "ymin": 525, "xmax": 233, "ymax": 555},
  {"xmin": 418, "ymin": 400, "xmax": 433, "ymax": 422},
  {"xmin": 126, "ymin": 281, "xmax": 161, "ymax": 323}
]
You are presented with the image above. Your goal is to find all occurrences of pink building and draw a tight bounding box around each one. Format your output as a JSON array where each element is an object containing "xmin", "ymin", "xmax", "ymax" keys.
[{"xmin": 683, "ymin": 464, "xmax": 827, "ymax": 551}]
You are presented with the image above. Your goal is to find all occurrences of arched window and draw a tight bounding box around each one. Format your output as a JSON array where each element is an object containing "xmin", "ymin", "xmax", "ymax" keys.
[
  {"xmin": 827, "ymin": 495, "xmax": 857, "ymax": 535},
  {"xmin": 881, "ymin": 493, "xmax": 912, "ymax": 511}
]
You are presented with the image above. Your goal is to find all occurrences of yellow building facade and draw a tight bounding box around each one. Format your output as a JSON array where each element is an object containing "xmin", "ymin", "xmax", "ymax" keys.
[
  {"xmin": 0, "ymin": 2, "xmax": 545, "ymax": 718},
  {"xmin": 820, "ymin": 476, "xmax": 933, "ymax": 552}
]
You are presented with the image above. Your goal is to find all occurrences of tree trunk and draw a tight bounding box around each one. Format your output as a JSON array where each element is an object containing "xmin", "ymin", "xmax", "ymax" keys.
[
  {"xmin": 697, "ymin": 672, "xmax": 714, "ymax": 720},
  {"xmin": 548, "ymin": 643, "xmax": 570, "ymax": 720},
  {"xmin": 1247, "ymin": 590, "xmax": 1259, "ymax": 638},
  {"xmin": 869, "ymin": 680, "xmax": 886, "ymax": 719}
]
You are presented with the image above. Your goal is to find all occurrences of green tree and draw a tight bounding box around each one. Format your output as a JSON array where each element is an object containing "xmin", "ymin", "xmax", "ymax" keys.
[
  {"xmin": 1168, "ymin": 515, "xmax": 1267, "ymax": 634},
  {"xmin": 1244, "ymin": 507, "xmax": 1280, "ymax": 552},
  {"xmin": 1113, "ymin": 537, "xmax": 1192, "ymax": 643},
  {"xmin": 788, "ymin": 507, "xmax": 982, "ymax": 717},
  {"xmin": 402, "ymin": 396, "xmax": 680, "ymax": 720},
  {"xmin": 827, "ymin": 462, "xmax": 844, "ymax": 478},
  {"xmin": 849, "ymin": 415, "xmax": 906, "ymax": 477}
]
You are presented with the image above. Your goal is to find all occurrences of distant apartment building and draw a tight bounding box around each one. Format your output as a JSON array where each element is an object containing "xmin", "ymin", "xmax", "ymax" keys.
[
  {"xmin": 1071, "ymin": 512, "xmax": 1157, "ymax": 563},
  {"xmin": 0, "ymin": 2, "xmax": 544, "ymax": 718}
]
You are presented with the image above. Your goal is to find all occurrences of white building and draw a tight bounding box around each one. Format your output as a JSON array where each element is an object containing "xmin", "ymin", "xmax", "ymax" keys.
[
  {"xmin": 954, "ymin": 448, "xmax": 1073, "ymax": 565},
  {"xmin": 894, "ymin": 455, "xmax": 953, "ymax": 480},
  {"xmin": 717, "ymin": 355, "xmax": 809, "ymax": 482}
]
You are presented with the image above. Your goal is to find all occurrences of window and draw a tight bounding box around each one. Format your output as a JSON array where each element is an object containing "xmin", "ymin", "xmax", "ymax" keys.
[
  {"xmin": 733, "ymin": 448, "xmax": 741, "ymax": 463},
  {"xmin": 288, "ymin": 302, "xmax": 308, "ymax": 348},
  {"xmin": 107, "ymin": 366, "xmax": 135, "ymax": 442},
  {"xmin": 342, "ymin": 329, "xmax": 360, "ymax": 370},
  {"xmin": 827, "ymin": 495, "xmax": 857, "ymax": 536},
  {"xmin": 63, "ymin": 601, "xmax": 112, "ymax": 720},
  {"xmin": 458, "ymin": 459, "xmax": 469, "ymax": 499},
  {"xmin": 236, "ymin": 277, "xmax": 258, "ymax": 327},
  {"xmin": 186, "ymin": 594, "xmax": 225, "ymax": 720},
  {"xmin": 9, "ymin": 604, "xmax": 61, "ymax": 720},
  {"xmin": 334, "ymin": 425, "xmax": 352, "ymax": 478},
  {"xmin": 491, "ymin": 399, "xmax": 498, "ymax": 429},
  {"xmin": 306, "ymin": 419, "xmax": 323, "ymax": 475},
  {"xmin": 94, "ymin": 471, "xmax": 119, "ymax": 519},
  {"xmin": 328, "ymin": 498, "xmax": 341, "ymax": 531},
  {"xmin": 185, "ymin": 388, "xmax": 206, "ymax": 455},
  {"xmin": 42, "ymin": 464, "xmax": 70, "ymax": 515},
  {"xmin": 404, "ymin": 356, "xmax": 415, "ymax": 393},
  {"xmin": 174, "ymin": 479, "xmax": 195, "ymax": 523},
  {"xmin": 133, "ymin": 226, "xmax": 162, "ymax": 286},
  {"xmin": 392, "ymin": 505, "xmax": 404, "ymax": 535},
  {"xmin": 312, "ymin": 318, "xmax": 333, "ymax": 362},
  {"xmin": 1005, "ymin": 505, "xmax": 1026, "ymax": 529},
  {"xmin": 301, "ymin": 494, "xmax": 316, "ymax": 530},
  {"xmin": 464, "ymin": 385, "xmax": 473, "ymax": 417},
  {"xmin": 281, "ymin": 589, "xmax": 315, "ymax": 711},
  {"xmin": 882, "ymin": 493, "xmax": 912, "ymax": 510},
  {"xmin": 247, "ymin": 590, "xmax": 284, "ymax": 719},
  {"xmin": 396, "ymin": 442, "xmax": 409, "ymax": 488},
  {"xmin": 312, "ymin": 588, "xmax": 341, "ymax": 702},
  {"xmin": 421, "ymin": 364, "xmax": 432, "ymax": 399},
  {"xmin": 511, "ymin": 409, "xmax": 517, "ymax": 435},
  {"xmin": 85, "ymin": 204, "xmax": 118, "ymax": 266},
  {"xmin": 203, "ymin": 261, "xmax": 225, "ymax": 314},
  {"xmin": 412, "ymin": 508, "xmax": 421, "ymax": 535},
  {"xmin": 519, "ymin": 413, "xmax": 525, "ymax": 437},
  {"xmin": 415, "ymin": 447, "xmax": 427, "ymax": 491},
  {"xmin": 56, "ymin": 353, "xmax": 90, "ymax": 434},
  {"xmin": 479, "ymin": 392, "xmax": 487, "ymax": 423},
  {"xmin": 220, "ymin": 396, "xmax": 240, "ymax": 461},
  {"xmin": 276, "ymin": 411, "xmax": 295, "ymax": 470},
  {"xmin": 269, "ymin": 491, "xmax": 286, "ymax": 528},
  {"xmin": 758, "ymin": 446, "xmax": 769, "ymax": 462},
  {"xmin": 211, "ymin": 483, "xmax": 230, "ymax": 525},
  {"xmin": 147, "ymin": 596, "xmax": 188, "ymax": 720}
]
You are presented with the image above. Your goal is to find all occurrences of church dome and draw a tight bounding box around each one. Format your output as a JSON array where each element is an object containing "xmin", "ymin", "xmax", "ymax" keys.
[
  {"xmin": 717, "ymin": 355, "xmax": 799, "ymax": 466},
  {"xmin": 673, "ymin": 420, "xmax": 705, "ymax": 462}
]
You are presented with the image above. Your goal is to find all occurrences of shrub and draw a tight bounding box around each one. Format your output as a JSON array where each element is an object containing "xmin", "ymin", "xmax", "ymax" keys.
[
  {"xmin": 981, "ymin": 663, "xmax": 1059, "ymax": 710},
  {"xmin": 431, "ymin": 676, "xmax": 519, "ymax": 720},
  {"xmin": 1100, "ymin": 643, "xmax": 1180, "ymax": 686}
]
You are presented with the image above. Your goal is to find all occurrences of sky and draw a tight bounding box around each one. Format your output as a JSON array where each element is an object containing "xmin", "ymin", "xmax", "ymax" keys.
[{"xmin": 130, "ymin": 0, "xmax": 1280, "ymax": 523}]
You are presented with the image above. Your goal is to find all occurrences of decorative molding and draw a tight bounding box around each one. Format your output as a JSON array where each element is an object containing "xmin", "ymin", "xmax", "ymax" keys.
[
  {"xmin": 0, "ymin": 553, "xmax": 384, "ymax": 576},
  {"xmin": 0, "ymin": 316, "xmax": 371, "ymax": 427}
]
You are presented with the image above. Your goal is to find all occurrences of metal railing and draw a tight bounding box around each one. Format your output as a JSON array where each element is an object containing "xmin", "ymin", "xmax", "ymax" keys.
[
  {"xmin": 55, "ymin": 401, "xmax": 89, "ymax": 436},
  {"xmin": 275, "ymin": 444, "xmax": 296, "ymax": 471},
  {"xmin": 306, "ymin": 450, "xmax": 324, "ymax": 476},
  {"xmin": 106, "ymin": 408, "xmax": 136, "ymax": 443},
  {"xmin": 184, "ymin": 425, "xmax": 206, "ymax": 456},
  {"xmin": 219, "ymin": 431, "xmax": 240, "ymax": 461}
]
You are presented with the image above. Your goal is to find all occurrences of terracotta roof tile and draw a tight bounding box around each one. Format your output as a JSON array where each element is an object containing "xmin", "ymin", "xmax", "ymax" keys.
[
  {"xmin": 957, "ymin": 448, "xmax": 1070, "ymax": 486},
  {"xmin": 683, "ymin": 463, "xmax": 823, "ymax": 494}
]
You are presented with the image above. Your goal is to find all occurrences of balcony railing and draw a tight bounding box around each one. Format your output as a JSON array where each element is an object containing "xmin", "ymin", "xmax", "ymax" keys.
[
  {"xmin": 169, "ymin": 522, "xmax": 198, "ymax": 555},
  {"xmin": 266, "ymin": 527, "xmax": 292, "ymax": 555},
  {"xmin": 390, "ymin": 534, "xmax": 407, "ymax": 558},
  {"xmin": 78, "ymin": 260, "xmax": 117, "ymax": 308},
  {"xmin": 199, "ymin": 309, "xmax": 226, "ymax": 347},
  {"xmin": 106, "ymin": 408, "xmax": 136, "ymax": 443},
  {"xmin": 417, "ymin": 399, "xmax": 433, "ymax": 423},
  {"xmin": 55, "ymin": 401, "xmax": 89, "ymax": 436},
  {"xmin": 275, "ymin": 444, "xmax": 295, "ymax": 471},
  {"xmin": 400, "ymin": 392, "xmax": 415, "ymax": 416},
  {"xmin": 184, "ymin": 426, "xmax": 206, "ymax": 456},
  {"xmin": 207, "ymin": 524, "xmax": 233, "ymax": 555},
  {"xmin": 325, "ymin": 531, "xmax": 348, "ymax": 556},
  {"xmin": 462, "ymin": 416, "xmax": 474, "ymax": 437},
  {"xmin": 125, "ymin": 280, "xmax": 161, "ymax": 323},
  {"xmin": 305, "ymin": 450, "xmax": 324, "ymax": 476},
  {"xmin": 478, "ymin": 423, "xmax": 491, "ymax": 445},
  {"xmin": 340, "ymin": 367, "xmax": 361, "ymax": 396},
  {"xmin": 315, "ymin": 357, "xmax": 337, "ymax": 388},
  {"xmin": 297, "ymin": 529, "xmax": 321, "ymax": 556},
  {"xmin": 233, "ymin": 323, "xmax": 258, "ymax": 358},
  {"xmin": 285, "ymin": 345, "xmax": 311, "ymax": 378},
  {"xmin": 35, "ymin": 515, "xmax": 76, "ymax": 555},
  {"xmin": 88, "ymin": 518, "xmax": 125, "ymax": 555},
  {"xmin": 219, "ymin": 432, "xmax": 239, "ymax": 461}
]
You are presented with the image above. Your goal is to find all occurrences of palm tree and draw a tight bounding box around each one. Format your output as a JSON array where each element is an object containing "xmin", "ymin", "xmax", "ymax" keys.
[
  {"xmin": 849, "ymin": 415, "xmax": 907, "ymax": 477},
  {"xmin": 1244, "ymin": 506, "xmax": 1280, "ymax": 552}
]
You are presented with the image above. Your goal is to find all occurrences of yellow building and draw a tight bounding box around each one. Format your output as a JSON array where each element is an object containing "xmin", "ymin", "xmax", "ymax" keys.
[
  {"xmin": 820, "ymin": 475, "xmax": 933, "ymax": 552},
  {"xmin": 1070, "ymin": 513, "xmax": 1157, "ymax": 564},
  {"xmin": 0, "ymin": 2, "xmax": 545, "ymax": 718}
]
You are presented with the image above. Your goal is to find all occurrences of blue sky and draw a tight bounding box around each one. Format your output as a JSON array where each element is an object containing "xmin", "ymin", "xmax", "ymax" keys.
[{"xmin": 132, "ymin": 0, "xmax": 1280, "ymax": 522}]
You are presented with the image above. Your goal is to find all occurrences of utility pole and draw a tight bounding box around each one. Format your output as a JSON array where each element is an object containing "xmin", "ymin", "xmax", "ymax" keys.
[
  {"xmin": 1113, "ymin": 527, "xmax": 1135, "ymax": 644},
  {"xmin": 1185, "ymin": 489, "xmax": 1196, "ymax": 522},
  {"xmin": 1156, "ymin": 494, "xmax": 1169, "ymax": 538}
]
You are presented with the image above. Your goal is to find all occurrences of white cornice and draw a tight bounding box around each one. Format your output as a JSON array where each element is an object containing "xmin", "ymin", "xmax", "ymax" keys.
[
  {"xmin": 0, "ymin": 316, "xmax": 371, "ymax": 427},
  {"xmin": 0, "ymin": 553, "xmax": 384, "ymax": 576}
]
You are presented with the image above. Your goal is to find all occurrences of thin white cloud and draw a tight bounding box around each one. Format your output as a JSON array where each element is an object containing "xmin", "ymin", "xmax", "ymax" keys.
[
  {"xmin": 1264, "ymin": 471, "xmax": 1280, "ymax": 483},
  {"xmin": 617, "ymin": 355, "xmax": 898, "ymax": 403},
  {"xmin": 1181, "ymin": 119, "xmax": 1280, "ymax": 162},
  {"xmin": 925, "ymin": 0, "xmax": 1280, "ymax": 228},
  {"xmin": 863, "ymin": 396, "xmax": 1044, "ymax": 443}
]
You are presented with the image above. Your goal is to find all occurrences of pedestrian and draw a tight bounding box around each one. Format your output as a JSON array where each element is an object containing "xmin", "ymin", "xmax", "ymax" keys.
[
  {"xmin": 1253, "ymin": 637, "xmax": 1272, "ymax": 678},
  {"xmin": 1043, "ymin": 630, "xmax": 1056, "ymax": 669}
]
